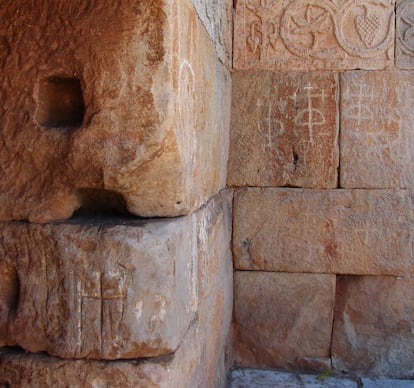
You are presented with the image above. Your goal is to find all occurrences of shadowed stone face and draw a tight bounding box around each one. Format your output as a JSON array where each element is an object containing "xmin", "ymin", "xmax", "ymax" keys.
[{"xmin": 0, "ymin": 0, "xmax": 230, "ymax": 222}]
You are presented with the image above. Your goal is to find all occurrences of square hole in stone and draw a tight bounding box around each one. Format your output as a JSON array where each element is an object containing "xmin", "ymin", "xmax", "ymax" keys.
[{"xmin": 36, "ymin": 77, "xmax": 85, "ymax": 128}]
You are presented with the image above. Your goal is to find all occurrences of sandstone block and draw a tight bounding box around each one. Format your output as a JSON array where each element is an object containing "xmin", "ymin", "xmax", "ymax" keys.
[
  {"xmin": 396, "ymin": 0, "xmax": 414, "ymax": 69},
  {"xmin": 0, "ymin": 0, "xmax": 230, "ymax": 222},
  {"xmin": 233, "ymin": 0, "xmax": 395, "ymax": 71},
  {"xmin": 332, "ymin": 276, "xmax": 414, "ymax": 378},
  {"xmin": 0, "ymin": 191, "xmax": 233, "ymax": 360},
  {"xmin": 227, "ymin": 72, "xmax": 339, "ymax": 188},
  {"xmin": 340, "ymin": 71, "xmax": 414, "ymax": 188},
  {"xmin": 191, "ymin": 0, "xmax": 233, "ymax": 66},
  {"xmin": 0, "ymin": 323, "xmax": 203, "ymax": 388},
  {"xmin": 233, "ymin": 188, "xmax": 414, "ymax": 275},
  {"xmin": 0, "ymin": 216, "xmax": 198, "ymax": 359},
  {"xmin": 233, "ymin": 271, "xmax": 335, "ymax": 371}
]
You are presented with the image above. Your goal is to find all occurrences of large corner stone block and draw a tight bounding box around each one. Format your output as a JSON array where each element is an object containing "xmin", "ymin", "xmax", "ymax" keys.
[
  {"xmin": 233, "ymin": 188, "xmax": 414, "ymax": 275},
  {"xmin": 233, "ymin": 271, "xmax": 335, "ymax": 371},
  {"xmin": 234, "ymin": 0, "xmax": 395, "ymax": 71},
  {"xmin": 0, "ymin": 216, "xmax": 198, "ymax": 359},
  {"xmin": 396, "ymin": 0, "xmax": 414, "ymax": 69},
  {"xmin": 0, "ymin": 0, "xmax": 230, "ymax": 222},
  {"xmin": 340, "ymin": 71, "xmax": 414, "ymax": 188},
  {"xmin": 332, "ymin": 276, "xmax": 414, "ymax": 378},
  {"xmin": 227, "ymin": 71, "xmax": 339, "ymax": 188}
]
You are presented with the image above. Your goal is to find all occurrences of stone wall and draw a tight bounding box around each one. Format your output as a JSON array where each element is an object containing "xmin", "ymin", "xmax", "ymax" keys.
[
  {"xmin": 0, "ymin": 1, "xmax": 233, "ymax": 387},
  {"xmin": 231, "ymin": 0, "xmax": 414, "ymax": 379}
]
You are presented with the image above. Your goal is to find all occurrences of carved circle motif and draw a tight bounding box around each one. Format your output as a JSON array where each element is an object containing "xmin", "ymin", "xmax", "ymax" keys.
[
  {"xmin": 334, "ymin": 0, "xmax": 394, "ymax": 58},
  {"xmin": 397, "ymin": 0, "xmax": 414, "ymax": 56},
  {"xmin": 279, "ymin": 0, "xmax": 394, "ymax": 59},
  {"xmin": 280, "ymin": 0, "xmax": 337, "ymax": 59}
]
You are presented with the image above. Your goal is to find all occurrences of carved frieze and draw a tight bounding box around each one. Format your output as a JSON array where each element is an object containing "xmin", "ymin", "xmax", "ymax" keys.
[
  {"xmin": 396, "ymin": 0, "xmax": 414, "ymax": 68},
  {"xmin": 234, "ymin": 0, "xmax": 395, "ymax": 70}
]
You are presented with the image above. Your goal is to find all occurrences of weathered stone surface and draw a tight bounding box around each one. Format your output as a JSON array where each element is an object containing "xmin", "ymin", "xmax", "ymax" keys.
[
  {"xmin": 233, "ymin": 271, "xmax": 335, "ymax": 371},
  {"xmin": 192, "ymin": 189, "xmax": 234, "ymax": 387},
  {"xmin": 0, "ymin": 217, "xmax": 198, "ymax": 359},
  {"xmin": 233, "ymin": 0, "xmax": 395, "ymax": 71},
  {"xmin": 0, "ymin": 323, "xmax": 202, "ymax": 388},
  {"xmin": 396, "ymin": 0, "xmax": 414, "ymax": 69},
  {"xmin": 0, "ymin": 0, "xmax": 230, "ymax": 222},
  {"xmin": 0, "ymin": 191, "xmax": 231, "ymax": 360},
  {"xmin": 191, "ymin": 0, "xmax": 233, "ymax": 66},
  {"xmin": 332, "ymin": 276, "xmax": 414, "ymax": 378},
  {"xmin": 340, "ymin": 71, "xmax": 414, "ymax": 188},
  {"xmin": 227, "ymin": 72, "xmax": 339, "ymax": 188},
  {"xmin": 233, "ymin": 188, "xmax": 414, "ymax": 275},
  {"xmin": 230, "ymin": 369, "xmax": 358, "ymax": 388}
]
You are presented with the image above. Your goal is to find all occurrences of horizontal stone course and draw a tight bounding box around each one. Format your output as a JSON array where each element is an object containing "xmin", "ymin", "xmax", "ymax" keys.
[
  {"xmin": 233, "ymin": 271, "xmax": 335, "ymax": 371},
  {"xmin": 233, "ymin": 0, "xmax": 395, "ymax": 71},
  {"xmin": 228, "ymin": 71, "xmax": 339, "ymax": 188},
  {"xmin": 233, "ymin": 188, "xmax": 414, "ymax": 275},
  {"xmin": 332, "ymin": 276, "xmax": 414, "ymax": 378}
]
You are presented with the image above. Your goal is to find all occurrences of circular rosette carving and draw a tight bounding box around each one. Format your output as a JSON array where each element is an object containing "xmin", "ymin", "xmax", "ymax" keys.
[
  {"xmin": 335, "ymin": 0, "xmax": 394, "ymax": 58},
  {"xmin": 397, "ymin": 0, "xmax": 414, "ymax": 56},
  {"xmin": 280, "ymin": 0, "xmax": 337, "ymax": 59}
]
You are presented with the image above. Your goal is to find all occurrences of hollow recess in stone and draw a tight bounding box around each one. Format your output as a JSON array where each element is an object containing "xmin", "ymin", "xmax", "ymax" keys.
[{"xmin": 36, "ymin": 77, "xmax": 85, "ymax": 128}]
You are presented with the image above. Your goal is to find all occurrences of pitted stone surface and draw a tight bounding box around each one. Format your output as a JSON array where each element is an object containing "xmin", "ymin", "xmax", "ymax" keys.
[
  {"xmin": 233, "ymin": 271, "xmax": 335, "ymax": 370},
  {"xmin": 234, "ymin": 0, "xmax": 395, "ymax": 71},
  {"xmin": 233, "ymin": 188, "xmax": 414, "ymax": 275},
  {"xmin": 396, "ymin": 0, "xmax": 414, "ymax": 69},
  {"xmin": 362, "ymin": 378, "xmax": 414, "ymax": 387},
  {"xmin": 340, "ymin": 71, "xmax": 414, "ymax": 188},
  {"xmin": 0, "ymin": 0, "xmax": 230, "ymax": 222},
  {"xmin": 228, "ymin": 71, "xmax": 339, "ymax": 188},
  {"xmin": 333, "ymin": 276, "xmax": 414, "ymax": 378},
  {"xmin": 0, "ymin": 191, "xmax": 232, "ymax": 360}
]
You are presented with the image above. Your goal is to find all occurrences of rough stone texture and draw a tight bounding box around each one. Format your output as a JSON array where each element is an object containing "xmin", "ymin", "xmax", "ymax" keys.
[
  {"xmin": 233, "ymin": 188, "xmax": 414, "ymax": 275},
  {"xmin": 396, "ymin": 0, "xmax": 414, "ymax": 69},
  {"xmin": 233, "ymin": 0, "xmax": 395, "ymax": 71},
  {"xmin": 227, "ymin": 72, "xmax": 339, "ymax": 188},
  {"xmin": 340, "ymin": 71, "xmax": 414, "ymax": 188},
  {"xmin": 0, "ymin": 323, "xmax": 202, "ymax": 388},
  {"xmin": 0, "ymin": 218, "xmax": 197, "ymax": 359},
  {"xmin": 233, "ymin": 271, "xmax": 335, "ymax": 371},
  {"xmin": 192, "ymin": 189, "xmax": 234, "ymax": 387},
  {"xmin": 191, "ymin": 0, "xmax": 233, "ymax": 66},
  {"xmin": 0, "ymin": 0, "xmax": 230, "ymax": 222},
  {"xmin": 332, "ymin": 276, "xmax": 414, "ymax": 378},
  {"xmin": 0, "ymin": 191, "xmax": 233, "ymax": 387},
  {"xmin": 230, "ymin": 369, "xmax": 358, "ymax": 388},
  {"xmin": 362, "ymin": 378, "xmax": 414, "ymax": 387},
  {"xmin": 0, "ymin": 190, "xmax": 232, "ymax": 361}
]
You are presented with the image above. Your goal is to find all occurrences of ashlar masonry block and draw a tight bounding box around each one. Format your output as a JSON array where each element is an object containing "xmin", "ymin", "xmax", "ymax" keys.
[
  {"xmin": 233, "ymin": 188, "xmax": 414, "ymax": 275},
  {"xmin": 332, "ymin": 276, "xmax": 414, "ymax": 378},
  {"xmin": 396, "ymin": 0, "xmax": 414, "ymax": 69},
  {"xmin": 340, "ymin": 71, "xmax": 414, "ymax": 188},
  {"xmin": 227, "ymin": 71, "xmax": 339, "ymax": 188},
  {"xmin": 0, "ymin": 0, "xmax": 230, "ymax": 222},
  {"xmin": 234, "ymin": 0, "xmax": 395, "ymax": 71},
  {"xmin": 0, "ymin": 215, "xmax": 198, "ymax": 359},
  {"xmin": 233, "ymin": 271, "xmax": 335, "ymax": 371},
  {"xmin": 0, "ymin": 323, "xmax": 204, "ymax": 388}
]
